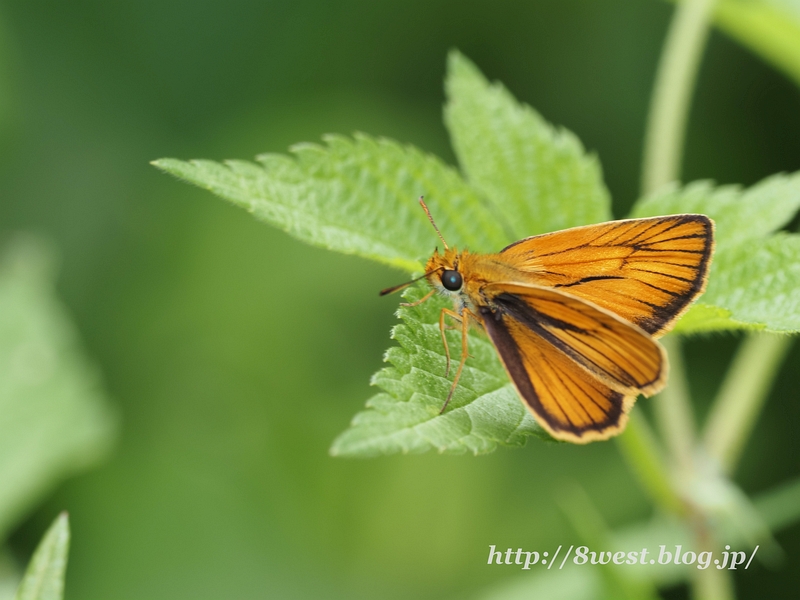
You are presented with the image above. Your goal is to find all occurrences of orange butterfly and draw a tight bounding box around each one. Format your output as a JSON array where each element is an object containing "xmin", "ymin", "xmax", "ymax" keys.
[{"xmin": 381, "ymin": 199, "xmax": 714, "ymax": 443}]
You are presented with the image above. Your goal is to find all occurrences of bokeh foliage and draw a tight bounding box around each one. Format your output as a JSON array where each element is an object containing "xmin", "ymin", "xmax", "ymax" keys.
[
  {"xmin": 1, "ymin": 1, "xmax": 800, "ymax": 599},
  {"xmin": 0, "ymin": 239, "xmax": 115, "ymax": 542}
]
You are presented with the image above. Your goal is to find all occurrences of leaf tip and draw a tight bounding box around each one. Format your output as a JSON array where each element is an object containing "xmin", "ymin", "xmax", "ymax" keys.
[
  {"xmin": 446, "ymin": 47, "xmax": 464, "ymax": 66},
  {"xmin": 446, "ymin": 49, "xmax": 482, "ymax": 82},
  {"xmin": 49, "ymin": 511, "xmax": 71, "ymax": 544},
  {"xmin": 46, "ymin": 511, "xmax": 70, "ymax": 542},
  {"xmin": 15, "ymin": 513, "xmax": 72, "ymax": 600},
  {"xmin": 150, "ymin": 158, "xmax": 185, "ymax": 175}
]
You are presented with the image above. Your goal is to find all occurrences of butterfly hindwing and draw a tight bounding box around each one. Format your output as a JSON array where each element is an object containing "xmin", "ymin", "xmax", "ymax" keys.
[
  {"xmin": 480, "ymin": 305, "xmax": 636, "ymax": 443},
  {"xmin": 479, "ymin": 285, "xmax": 667, "ymax": 443},
  {"xmin": 483, "ymin": 283, "xmax": 667, "ymax": 396},
  {"xmin": 499, "ymin": 215, "xmax": 714, "ymax": 336}
]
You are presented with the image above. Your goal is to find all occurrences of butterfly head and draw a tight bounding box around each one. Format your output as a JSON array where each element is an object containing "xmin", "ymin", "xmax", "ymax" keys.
[
  {"xmin": 378, "ymin": 198, "xmax": 467, "ymax": 300},
  {"xmin": 425, "ymin": 247, "xmax": 465, "ymax": 294}
]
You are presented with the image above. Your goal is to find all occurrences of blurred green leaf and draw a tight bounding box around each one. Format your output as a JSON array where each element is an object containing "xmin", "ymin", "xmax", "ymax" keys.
[
  {"xmin": 330, "ymin": 285, "xmax": 550, "ymax": 457},
  {"xmin": 0, "ymin": 237, "xmax": 116, "ymax": 540},
  {"xmin": 14, "ymin": 513, "xmax": 69, "ymax": 600},
  {"xmin": 153, "ymin": 133, "xmax": 508, "ymax": 272},
  {"xmin": 0, "ymin": 548, "xmax": 19, "ymax": 600},
  {"xmin": 557, "ymin": 483, "xmax": 660, "ymax": 600},
  {"xmin": 631, "ymin": 173, "xmax": 800, "ymax": 333},
  {"xmin": 476, "ymin": 568, "xmax": 603, "ymax": 600},
  {"xmin": 756, "ymin": 474, "xmax": 800, "ymax": 531},
  {"xmin": 444, "ymin": 51, "xmax": 612, "ymax": 240},
  {"xmin": 711, "ymin": 0, "xmax": 800, "ymax": 88}
]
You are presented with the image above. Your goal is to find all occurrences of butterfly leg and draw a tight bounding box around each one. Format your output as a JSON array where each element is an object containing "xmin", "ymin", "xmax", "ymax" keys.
[
  {"xmin": 400, "ymin": 289, "xmax": 434, "ymax": 308},
  {"xmin": 438, "ymin": 307, "xmax": 463, "ymax": 378},
  {"xmin": 439, "ymin": 307, "xmax": 476, "ymax": 414}
]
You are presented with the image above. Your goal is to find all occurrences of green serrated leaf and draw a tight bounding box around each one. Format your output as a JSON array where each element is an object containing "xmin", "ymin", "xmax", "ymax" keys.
[
  {"xmin": 699, "ymin": 233, "xmax": 800, "ymax": 332},
  {"xmin": 630, "ymin": 172, "xmax": 800, "ymax": 250},
  {"xmin": 153, "ymin": 133, "xmax": 509, "ymax": 272},
  {"xmin": 444, "ymin": 50, "xmax": 612, "ymax": 239},
  {"xmin": 330, "ymin": 286, "xmax": 552, "ymax": 457},
  {"xmin": 672, "ymin": 303, "xmax": 749, "ymax": 334},
  {"xmin": 14, "ymin": 513, "xmax": 69, "ymax": 600},
  {"xmin": 0, "ymin": 237, "xmax": 117, "ymax": 540},
  {"xmin": 712, "ymin": 0, "xmax": 800, "ymax": 88}
]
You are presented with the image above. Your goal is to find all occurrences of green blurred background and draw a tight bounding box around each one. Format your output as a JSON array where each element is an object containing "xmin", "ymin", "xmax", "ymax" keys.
[{"xmin": 1, "ymin": 0, "xmax": 799, "ymax": 598}]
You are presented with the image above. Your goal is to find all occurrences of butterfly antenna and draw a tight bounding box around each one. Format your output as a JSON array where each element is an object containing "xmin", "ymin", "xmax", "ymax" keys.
[
  {"xmin": 419, "ymin": 196, "xmax": 449, "ymax": 250},
  {"xmin": 379, "ymin": 266, "xmax": 444, "ymax": 296}
]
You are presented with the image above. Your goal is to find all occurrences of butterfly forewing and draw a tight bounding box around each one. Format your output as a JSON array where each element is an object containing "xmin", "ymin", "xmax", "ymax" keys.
[{"xmin": 500, "ymin": 215, "xmax": 714, "ymax": 336}]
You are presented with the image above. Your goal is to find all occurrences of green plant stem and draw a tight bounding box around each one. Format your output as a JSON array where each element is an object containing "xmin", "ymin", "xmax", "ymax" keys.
[
  {"xmin": 639, "ymin": 1, "xmax": 734, "ymax": 599},
  {"xmin": 703, "ymin": 332, "xmax": 793, "ymax": 474},
  {"xmin": 617, "ymin": 0, "xmax": 718, "ymax": 522},
  {"xmin": 692, "ymin": 523, "xmax": 735, "ymax": 600},
  {"xmin": 642, "ymin": 0, "xmax": 717, "ymax": 193},
  {"xmin": 640, "ymin": 0, "xmax": 717, "ymax": 481},
  {"xmin": 653, "ymin": 335, "xmax": 696, "ymax": 473},
  {"xmin": 615, "ymin": 411, "xmax": 685, "ymax": 515}
]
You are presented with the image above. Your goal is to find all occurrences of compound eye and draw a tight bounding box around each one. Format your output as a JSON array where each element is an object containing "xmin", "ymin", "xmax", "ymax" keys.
[{"xmin": 441, "ymin": 270, "xmax": 463, "ymax": 291}]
